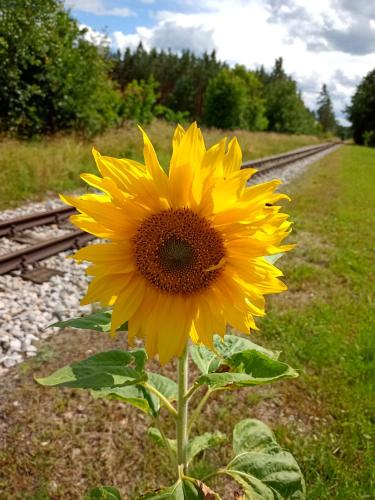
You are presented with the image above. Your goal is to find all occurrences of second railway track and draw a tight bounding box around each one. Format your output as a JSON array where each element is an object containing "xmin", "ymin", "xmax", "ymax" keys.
[{"xmin": 0, "ymin": 142, "xmax": 337, "ymax": 277}]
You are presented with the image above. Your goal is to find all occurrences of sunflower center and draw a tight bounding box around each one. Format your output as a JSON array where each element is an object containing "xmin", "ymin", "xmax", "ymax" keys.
[
  {"xmin": 133, "ymin": 208, "xmax": 226, "ymax": 295},
  {"xmin": 159, "ymin": 238, "xmax": 194, "ymax": 272}
]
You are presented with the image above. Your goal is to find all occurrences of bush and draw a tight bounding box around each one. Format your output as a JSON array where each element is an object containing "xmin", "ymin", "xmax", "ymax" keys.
[
  {"xmin": 0, "ymin": 0, "xmax": 119, "ymax": 137},
  {"xmin": 119, "ymin": 78, "xmax": 158, "ymax": 124},
  {"xmin": 203, "ymin": 69, "xmax": 247, "ymax": 129}
]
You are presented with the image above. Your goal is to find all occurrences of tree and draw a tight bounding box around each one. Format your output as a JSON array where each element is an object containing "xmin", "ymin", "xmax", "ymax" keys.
[
  {"xmin": 232, "ymin": 66, "xmax": 268, "ymax": 131},
  {"xmin": 317, "ymin": 84, "xmax": 337, "ymax": 134},
  {"xmin": 120, "ymin": 78, "xmax": 159, "ymax": 124},
  {"xmin": 347, "ymin": 69, "xmax": 375, "ymax": 146},
  {"xmin": 0, "ymin": 0, "xmax": 119, "ymax": 137},
  {"xmin": 262, "ymin": 58, "xmax": 318, "ymax": 135},
  {"xmin": 203, "ymin": 69, "xmax": 247, "ymax": 129}
]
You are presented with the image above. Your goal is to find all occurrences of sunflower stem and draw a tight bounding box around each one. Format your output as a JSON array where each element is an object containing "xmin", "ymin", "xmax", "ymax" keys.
[{"xmin": 176, "ymin": 343, "xmax": 189, "ymax": 476}]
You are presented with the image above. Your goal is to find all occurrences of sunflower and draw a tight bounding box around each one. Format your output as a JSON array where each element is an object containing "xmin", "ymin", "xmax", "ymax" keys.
[{"xmin": 61, "ymin": 124, "xmax": 293, "ymax": 364}]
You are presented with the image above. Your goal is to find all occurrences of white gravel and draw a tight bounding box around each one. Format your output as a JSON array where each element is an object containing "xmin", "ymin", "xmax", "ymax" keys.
[{"xmin": 0, "ymin": 145, "xmax": 340, "ymax": 374}]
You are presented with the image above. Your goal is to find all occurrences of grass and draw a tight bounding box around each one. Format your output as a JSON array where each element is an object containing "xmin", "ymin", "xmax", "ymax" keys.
[
  {"xmin": 0, "ymin": 145, "xmax": 374, "ymax": 499},
  {"xmin": 0, "ymin": 119, "xmax": 322, "ymax": 209},
  {"xmin": 255, "ymin": 145, "xmax": 375, "ymax": 498}
]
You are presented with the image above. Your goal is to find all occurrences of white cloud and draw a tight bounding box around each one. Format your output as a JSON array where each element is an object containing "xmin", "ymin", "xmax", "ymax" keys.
[
  {"xmin": 79, "ymin": 23, "xmax": 111, "ymax": 46},
  {"xmin": 109, "ymin": 0, "xmax": 374, "ymax": 123},
  {"xmin": 65, "ymin": 0, "xmax": 135, "ymax": 17}
]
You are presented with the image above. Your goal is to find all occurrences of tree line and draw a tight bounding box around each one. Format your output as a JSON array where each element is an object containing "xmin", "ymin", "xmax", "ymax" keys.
[{"xmin": 0, "ymin": 0, "xmax": 373, "ymax": 145}]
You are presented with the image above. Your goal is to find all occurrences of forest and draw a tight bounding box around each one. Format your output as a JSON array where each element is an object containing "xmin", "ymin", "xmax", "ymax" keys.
[{"xmin": 0, "ymin": 0, "xmax": 372, "ymax": 144}]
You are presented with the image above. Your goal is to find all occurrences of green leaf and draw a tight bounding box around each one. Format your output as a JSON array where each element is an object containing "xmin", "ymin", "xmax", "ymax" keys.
[
  {"xmin": 138, "ymin": 480, "xmax": 203, "ymax": 499},
  {"xmin": 85, "ymin": 486, "xmax": 122, "ymax": 499},
  {"xmin": 224, "ymin": 419, "xmax": 305, "ymax": 499},
  {"xmin": 190, "ymin": 334, "xmax": 279, "ymax": 377},
  {"xmin": 148, "ymin": 427, "xmax": 177, "ymax": 454},
  {"xmin": 214, "ymin": 335, "xmax": 280, "ymax": 360},
  {"xmin": 145, "ymin": 372, "xmax": 178, "ymax": 416},
  {"xmin": 50, "ymin": 309, "xmax": 128, "ymax": 333},
  {"xmin": 196, "ymin": 349, "xmax": 297, "ymax": 389},
  {"xmin": 190, "ymin": 344, "xmax": 220, "ymax": 375},
  {"xmin": 36, "ymin": 350, "xmax": 147, "ymax": 389},
  {"xmin": 91, "ymin": 385, "xmax": 151, "ymax": 414},
  {"xmin": 91, "ymin": 372, "xmax": 177, "ymax": 416},
  {"xmin": 187, "ymin": 431, "xmax": 227, "ymax": 464}
]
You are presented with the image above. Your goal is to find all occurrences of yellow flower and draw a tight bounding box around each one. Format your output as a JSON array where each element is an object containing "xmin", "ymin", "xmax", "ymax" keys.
[{"xmin": 62, "ymin": 124, "xmax": 293, "ymax": 364}]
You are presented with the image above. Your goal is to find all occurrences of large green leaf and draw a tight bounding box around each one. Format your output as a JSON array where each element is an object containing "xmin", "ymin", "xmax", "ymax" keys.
[
  {"xmin": 91, "ymin": 372, "xmax": 177, "ymax": 416},
  {"xmin": 190, "ymin": 345, "xmax": 220, "ymax": 375},
  {"xmin": 138, "ymin": 480, "xmax": 203, "ymax": 499},
  {"xmin": 214, "ymin": 335, "xmax": 279, "ymax": 360},
  {"xmin": 187, "ymin": 431, "xmax": 227, "ymax": 464},
  {"xmin": 85, "ymin": 486, "xmax": 122, "ymax": 499},
  {"xmin": 190, "ymin": 335, "xmax": 280, "ymax": 376},
  {"xmin": 36, "ymin": 350, "xmax": 147, "ymax": 389},
  {"xmin": 224, "ymin": 419, "xmax": 305, "ymax": 499},
  {"xmin": 91, "ymin": 385, "xmax": 151, "ymax": 414},
  {"xmin": 50, "ymin": 309, "xmax": 127, "ymax": 332},
  {"xmin": 145, "ymin": 372, "xmax": 178, "ymax": 416},
  {"xmin": 196, "ymin": 349, "xmax": 297, "ymax": 390}
]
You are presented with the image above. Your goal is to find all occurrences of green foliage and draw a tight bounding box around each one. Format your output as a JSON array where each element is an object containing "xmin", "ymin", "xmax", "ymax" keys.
[
  {"xmin": 223, "ymin": 419, "xmax": 305, "ymax": 499},
  {"xmin": 111, "ymin": 45, "xmax": 224, "ymax": 121},
  {"xmin": 260, "ymin": 58, "xmax": 319, "ymax": 135},
  {"xmin": 233, "ymin": 65, "xmax": 268, "ymax": 131},
  {"xmin": 92, "ymin": 372, "xmax": 178, "ymax": 417},
  {"xmin": 190, "ymin": 334, "xmax": 297, "ymax": 389},
  {"xmin": 347, "ymin": 68, "xmax": 375, "ymax": 145},
  {"xmin": 85, "ymin": 486, "xmax": 122, "ymax": 499},
  {"xmin": 0, "ymin": 0, "xmax": 119, "ymax": 137},
  {"xmin": 154, "ymin": 105, "xmax": 190, "ymax": 125},
  {"xmin": 120, "ymin": 78, "xmax": 159, "ymax": 124},
  {"xmin": 138, "ymin": 479, "xmax": 208, "ymax": 499},
  {"xmin": 196, "ymin": 350, "xmax": 297, "ymax": 389},
  {"xmin": 35, "ymin": 350, "xmax": 147, "ymax": 388},
  {"xmin": 148, "ymin": 428, "xmax": 226, "ymax": 465},
  {"xmin": 316, "ymin": 84, "xmax": 337, "ymax": 134},
  {"xmin": 50, "ymin": 309, "xmax": 127, "ymax": 332},
  {"xmin": 203, "ymin": 69, "xmax": 247, "ymax": 129}
]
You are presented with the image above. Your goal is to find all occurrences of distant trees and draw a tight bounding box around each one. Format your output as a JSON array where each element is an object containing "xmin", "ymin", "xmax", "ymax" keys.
[
  {"xmin": 0, "ymin": 1, "xmax": 329, "ymax": 138},
  {"xmin": 111, "ymin": 46, "xmax": 224, "ymax": 121},
  {"xmin": 203, "ymin": 69, "xmax": 246, "ymax": 129},
  {"xmin": 0, "ymin": 0, "xmax": 119, "ymax": 137},
  {"xmin": 203, "ymin": 66, "xmax": 268, "ymax": 130},
  {"xmin": 347, "ymin": 69, "xmax": 375, "ymax": 146},
  {"xmin": 316, "ymin": 84, "xmax": 337, "ymax": 134},
  {"xmin": 257, "ymin": 58, "xmax": 319, "ymax": 135}
]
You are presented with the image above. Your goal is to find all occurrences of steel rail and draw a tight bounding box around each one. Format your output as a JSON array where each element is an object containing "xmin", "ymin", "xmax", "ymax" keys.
[
  {"xmin": 0, "ymin": 142, "xmax": 337, "ymax": 276},
  {"xmin": 0, "ymin": 230, "xmax": 94, "ymax": 275},
  {"xmin": 0, "ymin": 205, "xmax": 75, "ymax": 237},
  {"xmin": 244, "ymin": 143, "xmax": 335, "ymax": 176}
]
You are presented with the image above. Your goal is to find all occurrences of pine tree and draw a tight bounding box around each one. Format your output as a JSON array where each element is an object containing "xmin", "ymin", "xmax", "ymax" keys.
[{"xmin": 317, "ymin": 84, "xmax": 337, "ymax": 134}]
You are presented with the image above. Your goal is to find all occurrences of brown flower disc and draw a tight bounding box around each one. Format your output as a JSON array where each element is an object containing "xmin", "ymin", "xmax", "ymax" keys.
[{"xmin": 133, "ymin": 208, "xmax": 226, "ymax": 295}]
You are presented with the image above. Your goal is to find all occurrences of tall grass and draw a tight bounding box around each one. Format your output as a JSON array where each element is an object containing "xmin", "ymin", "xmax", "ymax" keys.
[{"xmin": 0, "ymin": 120, "xmax": 322, "ymax": 209}]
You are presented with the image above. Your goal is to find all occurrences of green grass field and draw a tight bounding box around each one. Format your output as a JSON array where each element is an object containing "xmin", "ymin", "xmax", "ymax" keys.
[
  {"xmin": 0, "ymin": 145, "xmax": 374, "ymax": 499},
  {"xmin": 0, "ymin": 120, "xmax": 322, "ymax": 209},
  {"xmin": 257, "ymin": 144, "xmax": 375, "ymax": 499}
]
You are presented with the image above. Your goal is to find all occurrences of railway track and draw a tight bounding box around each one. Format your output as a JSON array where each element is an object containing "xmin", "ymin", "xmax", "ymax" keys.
[{"xmin": 0, "ymin": 142, "xmax": 337, "ymax": 277}]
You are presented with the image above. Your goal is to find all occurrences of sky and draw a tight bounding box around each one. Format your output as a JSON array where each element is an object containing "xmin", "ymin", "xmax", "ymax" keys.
[{"xmin": 64, "ymin": 0, "xmax": 375, "ymax": 125}]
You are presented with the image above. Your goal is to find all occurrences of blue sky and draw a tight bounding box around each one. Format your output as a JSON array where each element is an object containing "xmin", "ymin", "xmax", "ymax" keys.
[{"xmin": 65, "ymin": 0, "xmax": 375, "ymax": 125}]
